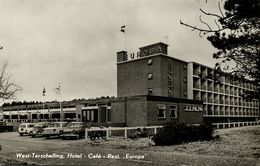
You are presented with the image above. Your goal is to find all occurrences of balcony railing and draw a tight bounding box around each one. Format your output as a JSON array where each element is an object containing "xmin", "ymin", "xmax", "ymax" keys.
[
  {"xmin": 201, "ymin": 85, "xmax": 207, "ymax": 90},
  {"xmin": 194, "ymin": 84, "xmax": 200, "ymax": 89},
  {"xmin": 208, "ymin": 87, "xmax": 213, "ymax": 91},
  {"xmin": 208, "ymin": 99, "xmax": 213, "ymax": 103}
]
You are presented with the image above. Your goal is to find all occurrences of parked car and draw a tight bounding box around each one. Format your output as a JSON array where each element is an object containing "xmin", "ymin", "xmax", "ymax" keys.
[
  {"xmin": 0, "ymin": 121, "xmax": 13, "ymax": 132},
  {"xmin": 30, "ymin": 122, "xmax": 50, "ymax": 137},
  {"xmin": 42, "ymin": 122, "xmax": 68, "ymax": 139},
  {"xmin": 18, "ymin": 123, "xmax": 35, "ymax": 136},
  {"xmin": 62, "ymin": 122, "xmax": 87, "ymax": 139}
]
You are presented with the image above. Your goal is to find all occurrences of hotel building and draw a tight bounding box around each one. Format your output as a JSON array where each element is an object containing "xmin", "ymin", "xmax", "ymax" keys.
[{"xmin": 1, "ymin": 42, "xmax": 259, "ymax": 126}]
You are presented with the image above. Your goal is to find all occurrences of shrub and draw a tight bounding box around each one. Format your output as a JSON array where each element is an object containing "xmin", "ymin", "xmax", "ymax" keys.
[{"xmin": 153, "ymin": 123, "xmax": 214, "ymax": 146}]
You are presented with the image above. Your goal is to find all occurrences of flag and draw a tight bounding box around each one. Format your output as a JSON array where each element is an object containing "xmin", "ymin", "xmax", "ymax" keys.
[
  {"xmin": 55, "ymin": 83, "xmax": 61, "ymax": 95},
  {"xmin": 121, "ymin": 25, "xmax": 126, "ymax": 33},
  {"xmin": 42, "ymin": 86, "xmax": 46, "ymax": 96}
]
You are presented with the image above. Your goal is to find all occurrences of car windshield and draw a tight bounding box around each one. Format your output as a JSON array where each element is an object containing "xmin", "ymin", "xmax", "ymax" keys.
[
  {"xmin": 68, "ymin": 123, "xmax": 83, "ymax": 128},
  {"xmin": 48, "ymin": 123, "xmax": 60, "ymax": 127},
  {"xmin": 19, "ymin": 125, "xmax": 26, "ymax": 128},
  {"xmin": 36, "ymin": 123, "xmax": 49, "ymax": 127},
  {"xmin": 28, "ymin": 124, "xmax": 34, "ymax": 128}
]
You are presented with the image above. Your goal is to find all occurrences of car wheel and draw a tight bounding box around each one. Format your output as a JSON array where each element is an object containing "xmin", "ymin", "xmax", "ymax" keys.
[
  {"xmin": 46, "ymin": 135, "xmax": 50, "ymax": 139},
  {"xmin": 19, "ymin": 133, "xmax": 23, "ymax": 136},
  {"xmin": 32, "ymin": 135, "xmax": 36, "ymax": 138}
]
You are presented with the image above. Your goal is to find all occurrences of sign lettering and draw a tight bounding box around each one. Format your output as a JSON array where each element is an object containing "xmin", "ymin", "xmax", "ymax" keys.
[{"xmin": 184, "ymin": 105, "xmax": 203, "ymax": 112}]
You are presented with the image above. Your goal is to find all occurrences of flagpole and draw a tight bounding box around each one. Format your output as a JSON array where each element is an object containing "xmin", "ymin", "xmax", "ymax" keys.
[
  {"xmin": 121, "ymin": 25, "xmax": 127, "ymax": 51},
  {"xmin": 42, "ymin": 86, "xmax": 45, "ymax": 122},
  {"xmin": 58, "ymin": 82, "xmax": 63, "ymax": 122}
]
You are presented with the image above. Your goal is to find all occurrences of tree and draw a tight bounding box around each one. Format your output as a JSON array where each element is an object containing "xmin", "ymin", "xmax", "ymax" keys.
[
  {"xmin": 180, "ymin": 0, "xmax": 260, "ymax": 98},
  {"xmin": 0, "ymin": 60, "xmax": 22, "ymax": 101}
]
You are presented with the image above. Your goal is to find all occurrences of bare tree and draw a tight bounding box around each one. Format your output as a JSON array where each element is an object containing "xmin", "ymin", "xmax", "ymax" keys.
[{"xmin": 0, "ymin": 60, "xmax": 22, "ymax": 101}]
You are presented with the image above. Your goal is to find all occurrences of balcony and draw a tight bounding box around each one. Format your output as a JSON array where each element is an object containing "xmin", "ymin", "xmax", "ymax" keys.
[
  {"xmin": 208, "ymin": 99, "xmax": 213, "ymax": 103},
  {"xmin": 194, "ymin": 84, "xmax": 200, "ymax": 89},
  {"xmin": 220, "ymin": 89, "xmax": 225, "ymax": 93},
  {"xmin": 202, "ymin": 98, "xmax": 207, "ymax": 102},
  {"xmin": 201, "ymin": 85, "xmax": 207, "ymax": 90},
  {"xmin": 208, "ymin": 86, "xmax": 213, "ymax": 91}
]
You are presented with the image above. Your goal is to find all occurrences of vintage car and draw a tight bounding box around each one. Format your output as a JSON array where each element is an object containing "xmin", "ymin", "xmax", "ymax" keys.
[
  {"xmin": 29, "ymin": 122, "xmax": 50, "ymax": 137},
  {"xmin": 0, "ymin": 121, "xmax": 13, "ymax": 132},
  {"xmin": 62, "ymin": 122, "xmax": 87, "ymax": 139},
  {"xmin": 42, "ymin": 122, "xmax": 68, "ymax": 139},
  {"xmin": 18, "ymin": 123, "xmax": 35, "ymax": 136}
]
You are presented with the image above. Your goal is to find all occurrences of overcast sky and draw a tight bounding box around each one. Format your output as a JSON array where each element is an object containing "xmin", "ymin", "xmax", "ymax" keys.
[{"xmin": 0, "ymin": 0, "xmax": 222, "ymax": 103}]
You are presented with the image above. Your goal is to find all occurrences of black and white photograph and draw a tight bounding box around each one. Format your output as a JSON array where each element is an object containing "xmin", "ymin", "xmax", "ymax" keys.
[{"xmin": 0, "ymin": 0, "xmax": 259, "ymax": 165}]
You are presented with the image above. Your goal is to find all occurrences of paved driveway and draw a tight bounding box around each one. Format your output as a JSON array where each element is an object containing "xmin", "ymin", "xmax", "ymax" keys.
[{"xmin": 0, "ymin": 132, "xmax": 259, "ymax": 166}]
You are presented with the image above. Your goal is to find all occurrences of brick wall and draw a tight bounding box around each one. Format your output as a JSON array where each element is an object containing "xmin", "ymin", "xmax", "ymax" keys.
[
  {"xmin": 117, "ymin": 56, "xmax": 163, "ymax": 97},
  {"xmin": 111, "ymin": 100, "xmax": 126, "ymax": 125},
  {"xmin": 117, "ymin": 54, "xmax": 188, "ymax": 98},
  {"xmin": 125, "ymin": 97, "xmax": 147, "ymax": 127},
  {"xmin": 178, "ymin": 103, "xmax": 204, "ymax": 124}
]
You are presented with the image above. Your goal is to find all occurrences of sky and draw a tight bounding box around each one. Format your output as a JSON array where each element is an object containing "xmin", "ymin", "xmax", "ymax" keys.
[{"xmin": 0, "ymin": 0, "xmax": 222, "ymax": 103}]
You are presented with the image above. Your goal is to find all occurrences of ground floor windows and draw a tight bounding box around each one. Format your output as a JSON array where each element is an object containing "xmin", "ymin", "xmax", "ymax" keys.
[
  {"xmin": 170, "ymin": 105, "xmax": 178, "ymax": 118},
  {"xmin": 82, "ymin": 110, "xmax": 98, "ymax": 123},
  {"xmin": 158, "ymin": 109, "xmax": 165, "ymax": 118},
  {"xmin": 157, "ymin": 104, "xmax": 166, "ymax": 118},
  {"xmin": 157, "ymin": 104, "xmax": 178, "ymax": 119}
]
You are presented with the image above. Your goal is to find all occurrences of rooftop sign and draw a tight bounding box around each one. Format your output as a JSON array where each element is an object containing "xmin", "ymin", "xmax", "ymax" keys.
[{"xmin": 139, "ymin": 42, "xmax": 168, "ymax": 57}]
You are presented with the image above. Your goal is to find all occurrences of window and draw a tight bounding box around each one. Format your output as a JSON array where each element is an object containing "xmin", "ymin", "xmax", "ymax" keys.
[
  {"xmin": 170, "ymin": 105, "xmax": 177, "ymax": 118},
  {"xmin": 184, "ymin": 90, "xmax": 187, "ymax": 96},
  {"xmin": 157, "ymin": 104, "xmax": 166, "ymax": 118},
  {"xmin": 107, "ymin": 109, "xmax": 111, "ymax": 122},
  {"xmin": 183, "ymin": 77, "xmax": 187, "ymax": 83},
  {"xmin": 168, "ymin": 60, "xmax": 172, "ymax": 72},
  {"xmin": 148, "ymin": 88, "xmax": 153, "ymax": 94},
  {"xmin": 168, "ymin": 87, "xmax": 173, "ymax": 97},
  {"xmin": 158, "ymin": 109, "xmax": 165, "ymax": 118},
  {"xmin": 148, "ymin": 73, "xmax": 153, "ymax": 80},
  {"xmin": 168, "ymin": 74, "xmax": 173, "ymax": 86},
  {"xmin": 147, "ymin": 59, "xmax": 153, "ymax": 65}
]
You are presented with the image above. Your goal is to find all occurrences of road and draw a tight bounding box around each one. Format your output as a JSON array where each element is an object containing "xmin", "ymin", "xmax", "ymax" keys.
[{"xmin": 0, "ymin": 132, "xmax": 259, "ymax": 166}]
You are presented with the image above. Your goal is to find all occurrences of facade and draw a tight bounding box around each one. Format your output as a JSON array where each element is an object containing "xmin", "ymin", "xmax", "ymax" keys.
[
  {"xmin": 117, "ymin": 42, "xmax": 259, "ymax": 123},
  {"xmin": 187, "ymin": 62, "xmax": 259, "ymax": 123},
  {"xmin": 1, "ymin": 42, "xmax": 258, "ymax": 126},
  {"xmin": 1, "ymin": 96, "xmax": 203, "ymax": 127}
]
